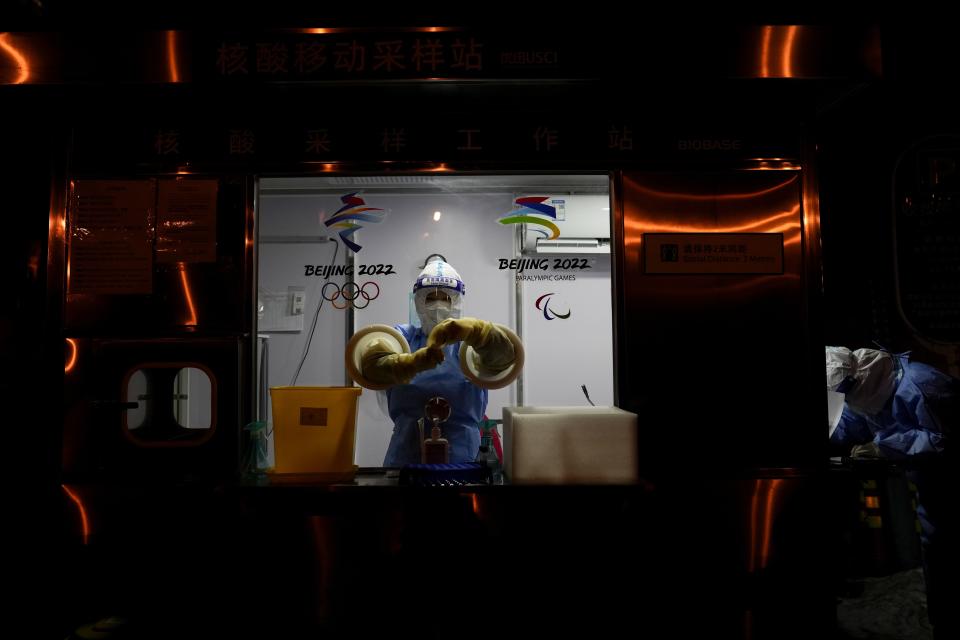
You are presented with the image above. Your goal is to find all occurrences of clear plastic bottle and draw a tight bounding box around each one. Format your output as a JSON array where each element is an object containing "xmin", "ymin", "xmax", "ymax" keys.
[{"xmin": 476, "ymin": 420, "xmax": 503, "ymax": 484}]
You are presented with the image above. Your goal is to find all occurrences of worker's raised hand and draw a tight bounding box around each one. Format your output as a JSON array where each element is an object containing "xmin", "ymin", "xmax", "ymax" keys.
[
  {"xmin": 427, "ymin": 317, "xmax": 485, "ymax": 349},
  {"xmin": 360, "ymin": 340, "xmax": 444, "ymax": 385},
  {"xmin": 389, "ymin": 346, "xmax": 444, "ymax": 382},
  {"xmin": 411, "ymin": 345, "xmax": 444, "ymax": 369},
  {"xmin": 427, "ymin": 318, "xmax": 515, "ymax": 375}
]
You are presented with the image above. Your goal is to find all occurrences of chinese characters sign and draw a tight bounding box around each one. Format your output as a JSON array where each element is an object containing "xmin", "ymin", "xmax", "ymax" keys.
[
  {"xmin": 214, "ymin": 35, "xmax": 488, "ymax": 79},
  {"xmin": 643, "ymin": 233, "xmax": 784, "ymax": 275}
]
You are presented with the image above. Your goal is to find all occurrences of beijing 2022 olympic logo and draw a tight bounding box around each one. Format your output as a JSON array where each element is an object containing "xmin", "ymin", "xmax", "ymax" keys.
[
  {"xmin": 322, "ymin": 281, "xmax": 380, "ymax": 310},
  {"xmin": 323, "ymin": 192, "xmax": 386, "ymax": 252}
]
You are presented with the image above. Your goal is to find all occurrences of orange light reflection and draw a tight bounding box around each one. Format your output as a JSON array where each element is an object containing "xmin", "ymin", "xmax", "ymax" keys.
[
  {"xmin": 761, "ymin": 479, "xmax": 783, "ymax": 565},
  {"xmin": 62, "ymin": 485, "xmax": 90, "ymax": 545},
  {"xmin": 748, "ymin": 482, "xmax": 760, "ymax": 572},
  {"xmin": 299, "ymin": 26, "xmax": 456, "ymax": 34},
  {"xmin": 165, "ymin": 31, "xmax": 179, "ymax": 83},
  {"xmin": 0, "ymin": 33, "xmax": 30, "ymax": 84},
  {"xmin": 760, "ymin": 26, "xmax": 772, "ymax": 78},
  {"xmin": 178, "ymin": 263, "xmax": 198, "ymax": 326},
  {"xmin": 747, "ymin": 478, "xmax": 783, "ymax": 572},
  {"xmin": 747, "ymin": 162, "xmax": 802, "ymax": 171},
  {"xmin": 782, "ymin": 26, "xmax": 798, "ymax": 78},
  {"xmin": 631, "ymin": 176, "xmax": 798, "ymax": 201},
  {"xmin": 51, "ymin": 213, "xmax": 66, "ymax": 241},
  {"xmin": 624, "ymin": 205, "xmax": 800, "ymax": 235},
  {"xmin": 748, "ymin": 478, "xmax": 784, "ymax": 571},
  {"xmin": 27, "ymin": 249, "xmax": 39, "ymax": 279},
  {"xmin": 65, "ymin": 338, "xmax": 78, "ymax": 373}
]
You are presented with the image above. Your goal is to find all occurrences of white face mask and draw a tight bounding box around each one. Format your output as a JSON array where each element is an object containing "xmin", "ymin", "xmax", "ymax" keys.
[{"xmin": 419, "ymin": 299, "xmax": 453, "ymax": 335}]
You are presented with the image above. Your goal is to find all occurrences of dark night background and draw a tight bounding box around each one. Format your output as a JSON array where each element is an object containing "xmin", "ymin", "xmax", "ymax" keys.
[{"xmin": 2, "ymin": 3, "xmax": 959, "ymax": 638}]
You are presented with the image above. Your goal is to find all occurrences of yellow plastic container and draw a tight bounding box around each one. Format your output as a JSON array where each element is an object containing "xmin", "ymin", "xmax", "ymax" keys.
[{"xmin": 269, "ymin": 386, "xmax": 362, "ymax": 479}]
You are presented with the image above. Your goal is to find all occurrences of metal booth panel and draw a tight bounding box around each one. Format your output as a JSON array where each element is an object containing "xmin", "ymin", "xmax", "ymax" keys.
[
  {"xmin": 615, "ymin": 170, "xmax": 820, "ymax": 470},
  {"xmin": 62, "ymin": 337, "xmax": 244, "ymax": 481}
]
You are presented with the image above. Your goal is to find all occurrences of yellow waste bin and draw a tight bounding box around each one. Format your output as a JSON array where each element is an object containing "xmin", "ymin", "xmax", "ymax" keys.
[{"xmin": 268, "ymin": 386, "xmax": 362, "ymax": 480}]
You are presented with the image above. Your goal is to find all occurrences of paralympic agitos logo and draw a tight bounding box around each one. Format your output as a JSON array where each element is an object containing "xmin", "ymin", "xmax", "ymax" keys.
[{"xmin": 535, "ymin": 292, "xmax": 571, "ymax": 320}]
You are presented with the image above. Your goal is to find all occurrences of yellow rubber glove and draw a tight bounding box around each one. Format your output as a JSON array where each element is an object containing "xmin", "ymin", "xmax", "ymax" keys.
[
  {"xmin": 360, "ymin": 338, "xmax": 444, "ymax": 385},
  {"xmin": 428, "ymin": 317, "xmax": 515, "ymax": 375}
]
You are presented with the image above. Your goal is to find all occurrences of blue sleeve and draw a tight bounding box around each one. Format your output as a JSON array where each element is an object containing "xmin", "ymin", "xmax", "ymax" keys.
[
  {"xmin": 907, "ymin": 362, "xmax": 958, "ymax": 438},
  {"xmin": 395, "ymin": 323, "xmax": 419, "ymax": 349},
  {"xmin": 883, "ymin": 359, "xmax": 957, "ymax": 457},
  {"xmin": 831, "ymin": 406, "xmax": 873, "ymax": 447},
  {"xmin": 875, "ymin": 429, "xmax": 944, "ymax": 458}
]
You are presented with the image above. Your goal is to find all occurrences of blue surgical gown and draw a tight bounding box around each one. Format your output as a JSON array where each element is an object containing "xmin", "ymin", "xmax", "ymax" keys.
[
  {"xmin": 831, "ymin": 355, "xmax": 956, "ymax": 459},
  {"xmin": 382, "ymin": 324, "xmax": 487, "ymax": 467},
  {"xmin": 832, "ymin": 354, "xmax": 958, "ymax": 633}
]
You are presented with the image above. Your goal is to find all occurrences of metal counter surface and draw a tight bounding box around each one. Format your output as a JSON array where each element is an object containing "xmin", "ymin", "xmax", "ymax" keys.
[{"xmin": 58, "ymin": 468, "xmax": 839, "ymax": 639}]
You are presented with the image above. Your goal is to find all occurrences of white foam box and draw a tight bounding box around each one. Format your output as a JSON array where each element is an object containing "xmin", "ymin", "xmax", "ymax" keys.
[{"xmin": 502, "ymin": 406, "xmax": 638, "ymax": 484}]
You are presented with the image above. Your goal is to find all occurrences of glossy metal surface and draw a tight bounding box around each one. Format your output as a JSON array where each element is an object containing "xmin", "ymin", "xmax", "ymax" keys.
[
  {"xmin": 61, "ymin": 337, "xmax": 244, "ymax": 481},
  {"xmin": 55, "ymin": 469, "xmax": 837, "ymax": 638},
  {"xmin": 615, "ymin": 169, "xmax": 823, "ymax": 471}
]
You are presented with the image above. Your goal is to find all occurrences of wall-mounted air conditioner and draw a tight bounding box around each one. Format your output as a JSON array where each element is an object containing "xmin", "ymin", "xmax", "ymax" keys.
[{"xmin": 518, "ymin": 195, "xmax": 611, "ymax": 254}]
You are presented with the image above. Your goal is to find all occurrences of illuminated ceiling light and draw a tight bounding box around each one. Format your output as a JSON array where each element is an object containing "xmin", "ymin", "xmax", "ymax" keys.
[{"xmin": 433, "ymin": 211, "xmax": 442, "ymax": 221}]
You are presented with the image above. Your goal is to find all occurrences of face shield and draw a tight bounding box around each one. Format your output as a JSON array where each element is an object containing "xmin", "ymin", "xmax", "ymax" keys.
[{"xmin": 412, "ymin": 257, "xmax": 465, "ymax": 336}]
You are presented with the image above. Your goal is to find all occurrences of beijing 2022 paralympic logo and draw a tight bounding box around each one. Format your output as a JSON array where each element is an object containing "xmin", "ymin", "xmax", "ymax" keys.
[
  {"xmin": 498, "ymin": 196, "xmax": 561, "ymax": 239},
  {"xmin": 535, "ymin": 292, "xmax": 571, "ymax": 320},
  {"xmin": 323, "ymin": 192, "xmax": 386, "ymax": 252}
]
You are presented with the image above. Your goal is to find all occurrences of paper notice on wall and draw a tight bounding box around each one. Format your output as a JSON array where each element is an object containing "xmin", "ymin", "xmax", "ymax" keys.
[
  {"xmin": 156, "ymin": 179, "xmax": 219, "ymax": 263},
  {"xmin": 643, "ymin": 233, "xmax": 784, "ymax": 275},
  {"xmin": 69, "ymin": 180, "xmax": 155, "ymax": 295}
]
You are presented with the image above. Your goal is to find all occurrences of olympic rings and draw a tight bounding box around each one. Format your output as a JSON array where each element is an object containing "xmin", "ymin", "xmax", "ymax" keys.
[{"xmin": 322, "ymin": 281, "xmax": 380, "ymax": 310}]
